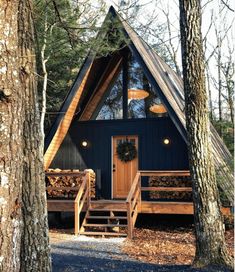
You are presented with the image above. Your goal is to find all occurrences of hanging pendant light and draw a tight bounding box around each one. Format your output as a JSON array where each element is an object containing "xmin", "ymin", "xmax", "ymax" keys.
[
  {"xmin": 128, "ymin": 89, "xmax": 149, "ymax": 100},
  {"xmin": 149, "ymin": 97, "xmax": 167, "ymax": 114}
]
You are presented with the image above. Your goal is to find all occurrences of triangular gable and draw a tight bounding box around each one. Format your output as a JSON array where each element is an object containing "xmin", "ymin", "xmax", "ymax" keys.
[
  {"xmin": 44, "ymin": 6, "xmax": 233, "ymax": 201},
  {"xmin": 44, "ymin": 57, "xmax": 93, "ymax": 169}
]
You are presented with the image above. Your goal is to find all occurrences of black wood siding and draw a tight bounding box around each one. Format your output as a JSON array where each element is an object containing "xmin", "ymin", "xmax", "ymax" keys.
[{"xmin": 51, "ymin": 118, "xmax": 189, "ymax": 199}]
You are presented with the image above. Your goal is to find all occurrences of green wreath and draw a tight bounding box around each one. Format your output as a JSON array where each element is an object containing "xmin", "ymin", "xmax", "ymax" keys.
[{"xmin": 116, "ymin": 141, "xmax": 137, "ymax": 162}]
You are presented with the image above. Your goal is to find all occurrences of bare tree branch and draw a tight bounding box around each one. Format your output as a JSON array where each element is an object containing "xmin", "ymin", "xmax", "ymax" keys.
[{"xmin": 221, "ymin": 0, "xmax": 235, "ymax": 12}]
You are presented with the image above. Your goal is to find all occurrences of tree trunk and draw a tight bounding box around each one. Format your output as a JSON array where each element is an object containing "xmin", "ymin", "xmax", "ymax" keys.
[
  {"xmin": 205, "ymin": 65, "xmax": 214, "ymax": 121},
  {"xmin": 41, "ymin": 38, "xmax": 48, "ymax": 140},
  {"xmin": 0, "ymin": 0, "xmax": 51, "ymax": 271},
  {"xmin": 0, "ymin": 2, "xmax": 23, "ymax": 270},
  {"xmin": 227, "ymin": 86, "xmax": 234, "ymax": 126},
  {"xmin": 40, "ymin": 11, "xmax": 49, "ymax": 140},
  {"xmin": 224, "ymin": 61, "xmax": 234, "ymax": 126},
  {"xmin": 18, "ymin": 1, "xmax": 51, "ymax": 271},
  {"xmin": 179, "ymin": 0, "xmax": 233, "ymax": 270}
]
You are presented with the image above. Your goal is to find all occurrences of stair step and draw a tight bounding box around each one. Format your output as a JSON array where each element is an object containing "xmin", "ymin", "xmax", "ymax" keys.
[
  {"xmin": 84, "ymin": 223, "xmax": 127, "ymax": 227},
  {"xmin": 87, "ymin": 216, "xmax": 127, "ymax": 220},
  {"xmin": 89, "ymin": 208, "xmax": 127, "ymax": 212},
  {"xmin": 80, "ymin": 231, "xmax": 127, "ymax": 237}
]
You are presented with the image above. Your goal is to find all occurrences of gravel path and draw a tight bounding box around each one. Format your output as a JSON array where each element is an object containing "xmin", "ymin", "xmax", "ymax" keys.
[{"xmin": 51, "ymin": 234, "xmax": 231, "ymax": 272}]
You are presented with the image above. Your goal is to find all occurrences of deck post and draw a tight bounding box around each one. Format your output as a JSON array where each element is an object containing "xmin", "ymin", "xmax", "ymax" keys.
[
  {"xmin": 86, "ymin": 172, "xmax": 91, "ymax": 208},
  {"xmin": 74, "ymin": 201, "xmax": 79, "ymax": 235},
  {"xmin": 127, "ymin": 202, "xmax": 133, "ymax": 239},
  {"xmin": 138, "ymin": 173, "xmax": 141, "ymax": 212}
]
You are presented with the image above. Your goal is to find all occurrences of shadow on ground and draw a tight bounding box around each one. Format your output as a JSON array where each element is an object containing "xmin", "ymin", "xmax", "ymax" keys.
[
  {"xmin": 52, "ymin": 252, "xmax": 194, "ymax": 272},
  {"xmin": 51, "ymin": 243, "xmax": 230, "ymax": 272}
]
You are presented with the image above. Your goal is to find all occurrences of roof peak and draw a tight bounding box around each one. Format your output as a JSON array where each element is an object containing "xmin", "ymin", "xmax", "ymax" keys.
[{"xmin": 108, "ymin": 5, "xmax": 117, "ymax": 14}]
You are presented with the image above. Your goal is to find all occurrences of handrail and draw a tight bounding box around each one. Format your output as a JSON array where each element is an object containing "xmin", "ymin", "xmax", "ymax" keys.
[
  {"xmin": 126, "ymin": 172, "xmax": 140, "ymax": 203},
  {"xmin": 126, "ymin": 171, "xmax": 141, "ymax": 239},
  {"xmin": 75, "ymin": 177, "xmax": 87, "ymax": 203},
  {"xmin": 141, "ymin": 186, "xmax": 192, "ymax": 192},
  {"xmin": 139, "ymin": 170, "xmax": 190, "ymax": 177},
  {"xmin": 74, "ymin": 172, "xmax": 91, "ymax": 235}
]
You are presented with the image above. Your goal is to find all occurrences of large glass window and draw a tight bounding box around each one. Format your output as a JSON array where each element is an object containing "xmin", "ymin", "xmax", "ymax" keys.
[
  {"xmin": 95, "ymin": 52, "xmax": 168, "ymax": 120},
  {"xmin": 96, "ymin": 69, "xmax": 123, "ymax": 120},
  {"xmin": 128, "ymin": 57, "xmax": 167, "ymax": 119}
]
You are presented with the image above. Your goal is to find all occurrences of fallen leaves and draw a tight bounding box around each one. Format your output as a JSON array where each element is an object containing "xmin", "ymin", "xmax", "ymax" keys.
[
  {"xmin": 122, "ymin": 227, "xmax": 234, "ymax": 265},
  {"xmin": 49, "ymin": 228, "xmax": 75, "ymax": 243}
]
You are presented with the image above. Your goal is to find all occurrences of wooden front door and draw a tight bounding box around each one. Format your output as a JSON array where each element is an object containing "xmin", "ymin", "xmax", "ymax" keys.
[{"xmin": 112, "ymin": 136, "xmax": 138, "ymax": 198}]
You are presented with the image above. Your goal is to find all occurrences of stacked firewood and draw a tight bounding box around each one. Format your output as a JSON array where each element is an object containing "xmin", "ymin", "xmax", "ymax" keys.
[
  {"xmin": 85, "ymin": 169, "xmax": 96, "ymax": 199},
  {"xmin": 45, "ymin": 169, "xmax": 96, "ymax": 199},
  {"xmin": 149, "ymin": 176, "xmax": 192, "ymax": 201}
]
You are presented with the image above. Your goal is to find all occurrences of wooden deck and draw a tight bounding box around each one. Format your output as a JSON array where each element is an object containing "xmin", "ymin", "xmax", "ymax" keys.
[{"xmin": 46, "ymin": 170, "xmax": 231, "ymax": 238}]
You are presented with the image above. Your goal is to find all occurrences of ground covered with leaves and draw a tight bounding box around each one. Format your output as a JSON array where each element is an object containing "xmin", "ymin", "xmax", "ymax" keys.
[{"xmin": 122, "ymin": 215, "xmax": 234, "ymax": 266}]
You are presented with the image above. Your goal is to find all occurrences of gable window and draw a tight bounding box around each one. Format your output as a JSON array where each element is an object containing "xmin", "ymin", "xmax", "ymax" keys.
[{"xmin": 94, "ymin": 51, "xmax": 168, "ymax": 120}]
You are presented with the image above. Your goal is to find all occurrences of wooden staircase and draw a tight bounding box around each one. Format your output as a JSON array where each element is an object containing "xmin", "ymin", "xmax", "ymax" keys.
[
  {"xmin": 79, "ymin": 201, "xmax": 128, "ymax": 237},
  {"xmin": 77, "ymin": 171, "xmax": 141, "ymax": 238},
  {"xmin": 46, "ymin": 171, "xmax": 141, "ymax": 238}
]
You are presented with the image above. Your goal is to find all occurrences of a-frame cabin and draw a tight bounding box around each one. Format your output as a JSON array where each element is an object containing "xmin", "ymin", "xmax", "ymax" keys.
[{"xmin": 44, "ymin": 7, "xmax": 233, "ymax": 238}]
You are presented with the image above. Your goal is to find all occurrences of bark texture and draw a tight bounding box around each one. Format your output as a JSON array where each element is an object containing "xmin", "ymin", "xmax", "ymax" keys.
[
  {"xmin": 0, "ymin": 0, "xmax": 51, "ymax": 271},
  {"xmin": 179, "ymin": 0, "xmax": 233, "ymax": 270},
  {"xmin": 0, "ymin": 2, "xmax": 23, "ymax": 270},
  {"xmin": 18, "ymin": 1, "xmax": 51, "ymax": 271}
]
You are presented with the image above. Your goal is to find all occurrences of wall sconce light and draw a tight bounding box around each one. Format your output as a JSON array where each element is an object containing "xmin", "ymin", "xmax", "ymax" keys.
[
  {"xmin": 81, "ymin": 140, "xmax": 88, "ymax": 148},
  {"xmin": 163, "ymin": 138, "xmax": 170, "ymax": 145}
]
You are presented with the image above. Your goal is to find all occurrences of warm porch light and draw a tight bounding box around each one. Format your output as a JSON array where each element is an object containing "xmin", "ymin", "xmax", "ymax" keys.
[
  {"xmin": 81, "ymin": 140, "xmax": 88, "ymax": 147},
  {"xmin": 128, "ymin": 89, "xmax": 149, "ymax": 100},
  {"xmin": 163, "ymin": 138, "xmax": 170, "ymax": 145}
]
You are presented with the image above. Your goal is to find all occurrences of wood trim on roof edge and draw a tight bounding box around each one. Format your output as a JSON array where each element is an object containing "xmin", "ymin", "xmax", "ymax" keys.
[
  {"xmin": 44, "ymin": 64, "xmax": 92, "ymax": 170},
  {"xmin": 45, "ymin": 56, "xmax": 94, "ymax": 151}
]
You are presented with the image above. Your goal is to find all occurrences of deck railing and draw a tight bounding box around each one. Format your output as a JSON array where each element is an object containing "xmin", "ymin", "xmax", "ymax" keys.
[
  {"xmin": 139, "ymin": 170, "xmax": 191, "ymax": 195},
  {"xmin": 126, "ymin": 170, "xmax": 191, "ymax": 239},
  {"xmin": 74, "ymin": 172, "xmax": 91, "ymax": 235},
  {"xmin": 126, "ymin": 171, "xmax": 141, "ymax": 239},
  {"xmin": 45, "ymin": 171, "xmax": 91, "ymax": 235}
]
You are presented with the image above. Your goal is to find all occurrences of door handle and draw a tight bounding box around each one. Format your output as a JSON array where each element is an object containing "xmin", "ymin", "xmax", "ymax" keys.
[{"xmin": 113, "ymin": 164, "xmax": 116, "ymax": 172}]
